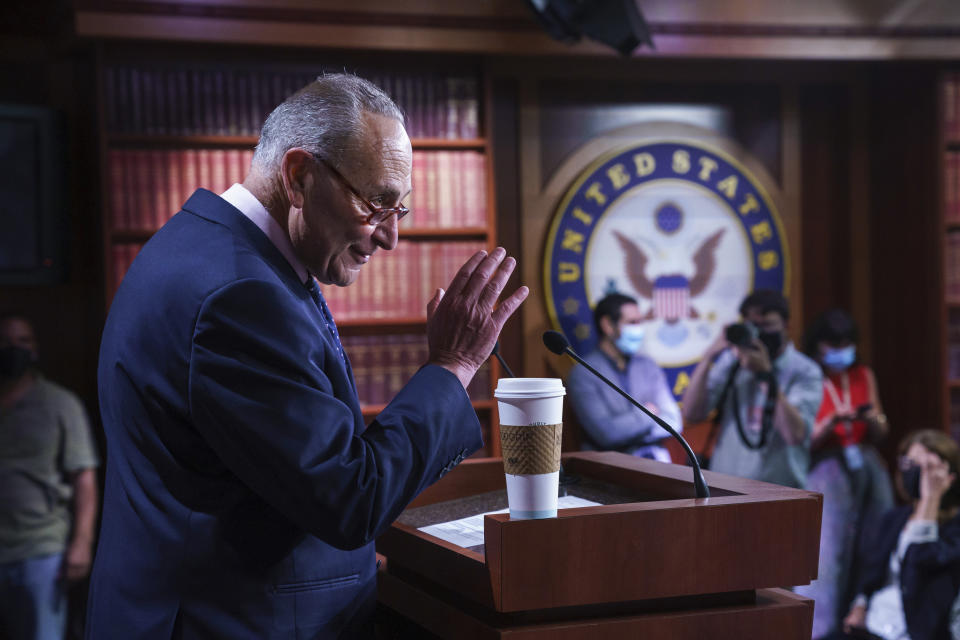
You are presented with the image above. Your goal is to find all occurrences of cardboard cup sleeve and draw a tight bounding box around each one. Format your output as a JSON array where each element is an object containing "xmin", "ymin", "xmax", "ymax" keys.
[{"xmin": 500, "ymin": 423, "xmax": 563, "ymax": 475}]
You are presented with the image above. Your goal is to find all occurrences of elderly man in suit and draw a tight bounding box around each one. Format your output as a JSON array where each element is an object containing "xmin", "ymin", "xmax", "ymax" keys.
[{"xmin": 87, "ymin": 73, "xmax": 527, "ymax": 639}]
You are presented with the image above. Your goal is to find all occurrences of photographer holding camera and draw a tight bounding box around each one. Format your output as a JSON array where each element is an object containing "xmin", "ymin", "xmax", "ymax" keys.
[{"xmin": 682, "ymin": 289, "xmax": 822, "ymax": 489}]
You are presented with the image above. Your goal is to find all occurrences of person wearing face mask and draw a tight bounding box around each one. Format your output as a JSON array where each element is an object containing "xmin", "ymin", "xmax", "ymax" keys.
[
  {"xmin": 566, "ymin": 293, "xmax": 681, "ymax": 463},
  {"xmin": 795, "ymin": 309, "xmax": 895, "ymax": 639},
  {"xmin": 837, "ymin": 430, "xmax": 960, "ymax": 640},
  {"xmin": 0, "ymin": 313, "xmax": 100, "ymax": 640},
  {"xmin": 682, "ymin": 289, "xmax": 823, "ymax": 489}
]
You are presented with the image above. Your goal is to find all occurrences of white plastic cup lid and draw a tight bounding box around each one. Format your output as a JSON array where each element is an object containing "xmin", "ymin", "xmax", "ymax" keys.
[{"xmin": 494, "ymin": 377, "xmax": 565, "ymax": 399}]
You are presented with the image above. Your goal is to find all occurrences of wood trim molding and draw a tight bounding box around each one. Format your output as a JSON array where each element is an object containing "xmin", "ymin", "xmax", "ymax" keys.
[
  {"xmin": 73, "ymin": 1, "xmax": 960, "ymax": 59},
  {"xmin": 75, "ymin": 1, "xmax": 960, "ymax": 39}
]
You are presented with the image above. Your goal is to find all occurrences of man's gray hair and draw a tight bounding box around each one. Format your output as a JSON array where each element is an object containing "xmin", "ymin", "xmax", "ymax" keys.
[{"xmin": 252, "ymin": 72, "xmax": 404, "ymax": 173}]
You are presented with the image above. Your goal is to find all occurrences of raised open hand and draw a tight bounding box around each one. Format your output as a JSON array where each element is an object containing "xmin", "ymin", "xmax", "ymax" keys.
[{"xmin": 426, "ymin": 247, "xmax": 528, "ymax": 388}]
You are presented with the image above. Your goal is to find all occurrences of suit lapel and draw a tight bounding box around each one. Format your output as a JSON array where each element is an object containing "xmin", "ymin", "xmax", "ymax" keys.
[{"xmin": 181, "ymin": 189, "xmax": 362, "ymax": 418}]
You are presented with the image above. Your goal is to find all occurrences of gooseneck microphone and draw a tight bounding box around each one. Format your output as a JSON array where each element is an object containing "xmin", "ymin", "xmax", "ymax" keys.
[
  {"xmin": 490, "ymin": 340, "xmax": 516, "ymax": 378},
  {"xmin": 542, "ymin": 330, "xmax": 710, "ymax": 499}
]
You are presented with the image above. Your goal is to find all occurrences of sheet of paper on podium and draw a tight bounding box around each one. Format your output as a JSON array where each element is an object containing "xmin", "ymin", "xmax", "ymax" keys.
[{"xmin": 418, "ymin": 495, "xmax": 601, "ymax": 548}]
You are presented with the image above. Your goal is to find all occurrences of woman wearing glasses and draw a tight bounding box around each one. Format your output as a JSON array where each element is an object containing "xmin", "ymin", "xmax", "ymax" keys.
[{"xmin": 839, "ymin": 430, "xmax": 960, "ymax": 640}]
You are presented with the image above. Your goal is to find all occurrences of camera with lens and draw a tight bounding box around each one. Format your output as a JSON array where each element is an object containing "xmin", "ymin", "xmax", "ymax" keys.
[{"xmin": 725, "ymin": 322, "xmax": 758, "ymax": 348}]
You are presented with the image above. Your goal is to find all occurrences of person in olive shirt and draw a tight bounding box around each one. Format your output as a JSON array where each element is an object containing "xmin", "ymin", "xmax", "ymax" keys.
[{"xmin": 0, "ymin": 314, "xmax": 100, "ymax": 640}]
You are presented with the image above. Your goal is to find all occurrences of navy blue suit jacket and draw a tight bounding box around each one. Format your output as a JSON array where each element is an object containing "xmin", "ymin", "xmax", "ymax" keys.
[{"xmin": 87, "ymin": 190, "xmax": 483, "ymax": 639}]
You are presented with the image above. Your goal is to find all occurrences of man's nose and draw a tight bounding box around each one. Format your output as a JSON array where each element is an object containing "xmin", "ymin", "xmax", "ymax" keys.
[{"xmin": 372, "ymin": 214, "xmax": 399, "ymax": 251}]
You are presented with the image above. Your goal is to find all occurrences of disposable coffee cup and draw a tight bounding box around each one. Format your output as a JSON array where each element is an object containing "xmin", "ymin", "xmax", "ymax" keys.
[{"xmin": 494, "ymin": 378, "xmax": 565, "ymax": 519}]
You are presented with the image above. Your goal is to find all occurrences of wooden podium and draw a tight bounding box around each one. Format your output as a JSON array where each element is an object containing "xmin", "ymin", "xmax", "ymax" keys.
[{"xmin": 375, "ymin": 452, "xmax": 822, "ymax": 639}]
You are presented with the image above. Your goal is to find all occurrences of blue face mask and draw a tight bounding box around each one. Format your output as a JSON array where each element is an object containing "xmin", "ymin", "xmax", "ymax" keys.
[
  {"xmin": 615, "ymin": 324, "xmax": 645, "ymax": 356},
  {"xmin": 821, "ymin": 345, "xmax": 856, "ymax": 372}
]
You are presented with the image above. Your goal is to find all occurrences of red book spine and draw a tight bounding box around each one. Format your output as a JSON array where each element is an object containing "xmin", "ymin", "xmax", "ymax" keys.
[
  {"xmin": 425, "ymin": 152, "xmax": 437, "ymax": 229},
  {"xmin": 402, "ymin": 152, "xmax": 418, "ymax": 231},
  {"xmin": 449, "ymin": 151, "xmax": 463, "ymax": 227},
  {"xmin": 462, "ymin": 151, "xmax": 481, "ymax": 227},
  {"xmin": 196, "ymin": 149, "xmax": 211, "ymax": 192},
  {"xmin": 211, "ymin": 149, "xmax": 227, "ymax": 195},
  {"xmin": 166, "ymin": 150, "xmax": 181, "ymax": 224},
  {"xmin": 437, "ymin": 152, "xmax": 453, "ymax": 228},
  {"xmin": 400, "ymin": 242, "xmax": 413, "ymax": 318},
  {"xmin": 150, "ymin": 150, "xmax": 168, "ymax": 230},
  {"xmin": 182, "ymin": 149, "xmax": 197, "ymax": 204},
  {"xmin": 122, "ymin": 149, "xmax": 137, "ymax": 229},
  {"xmin": 419, "ymin": 243, "xmax": 432, "ymax": 317},
  {"xmin": 133, "ymin": 150, "xmax": 151, "ymax": 229},
  {"xmin": 109, "ymin": 150, "xmax": 125, "ymax": 230},
  {"xmin": 369, "ymin": 336, "xmax": 385, "ymax": 406},
  {"xmin": 354, "ymin": 337, "xmax": 370, "ymax": 406}
]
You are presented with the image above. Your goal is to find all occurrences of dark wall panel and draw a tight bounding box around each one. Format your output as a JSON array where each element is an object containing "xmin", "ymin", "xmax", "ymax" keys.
[
  {"xmin": 799, "ymin": 84, "xmax": 852, "ymax": 328},
  {"xmin": 867, "ymin": 64, "xmax": 941, "ymax": 460},
  {"xmin": 0, "ymin": 44, "xmax": 104, "ymax": 440}
]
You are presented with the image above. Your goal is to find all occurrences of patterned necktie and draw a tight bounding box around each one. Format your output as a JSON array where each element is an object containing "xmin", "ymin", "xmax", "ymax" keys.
[{"xmin": 305, "ymin": 277, "xmax": 346, "ymax": 364}]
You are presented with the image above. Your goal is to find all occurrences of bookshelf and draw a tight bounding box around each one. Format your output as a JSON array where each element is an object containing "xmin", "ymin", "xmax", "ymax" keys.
[
  {"xmin": 98, "ymin": 56, "xmax": 501, "ymax": 455},
  {"xmin": 943, "ymin": 72, "xmax": 960, "ymax": 440}
]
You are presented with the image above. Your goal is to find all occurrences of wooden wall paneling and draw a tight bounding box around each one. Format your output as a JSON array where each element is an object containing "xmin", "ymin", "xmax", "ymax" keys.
[
  {"xmin": 490, "ymin": 72, "xmax": 525, "ymax": 379},
  {"xmin": 867, "ymin": 65, "xmax": 941, "ymax": 460},
  {"xmin": 781, "ymin": 82, "xmax": 805, "ymax": 340},
  {"xmin": 799, "ymin": 83, "xmax": 853, "ymax": 332},
  {"xmin": 517, "ymin": 75, "xmax": 555, "ymax": 381},
  {"xmin": 849, "ymin": 79, "xmax": 873, "ymax": 364},
  {"xmin": 0, "ymin": 43, "xmax": 105, "ymax": 444},
  {"xmin": 74, "ymin": 0, "xmax": 960, "ymax": 60}
]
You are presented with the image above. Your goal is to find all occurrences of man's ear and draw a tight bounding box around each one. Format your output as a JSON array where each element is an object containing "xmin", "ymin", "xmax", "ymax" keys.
[
  {"xmin": 280, "ymin": 148, "xmax": 315, "ymax": 209},
  {"xmin": 598, "ymin": 315, "xmax": 615, "ymax": 338}
]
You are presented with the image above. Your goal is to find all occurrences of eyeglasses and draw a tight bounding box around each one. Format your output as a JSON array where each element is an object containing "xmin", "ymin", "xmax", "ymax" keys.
[{"xmin": 313, "ymin": 154, "xmax": 409, "ymax": 226}]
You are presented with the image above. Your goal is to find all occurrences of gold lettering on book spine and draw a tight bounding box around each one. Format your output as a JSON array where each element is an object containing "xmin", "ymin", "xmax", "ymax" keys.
[{"xmin": 499, "ymin": 423, "xmax": 563, "ymax": 475}]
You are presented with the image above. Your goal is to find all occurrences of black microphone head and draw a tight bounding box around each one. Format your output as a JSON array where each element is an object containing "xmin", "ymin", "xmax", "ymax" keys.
[{"xmin": 542, "ymin": 330, "xmax": 570, "ymax": 355}]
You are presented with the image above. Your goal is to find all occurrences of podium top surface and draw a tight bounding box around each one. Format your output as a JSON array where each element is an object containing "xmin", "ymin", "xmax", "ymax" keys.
[{"xmin": 376, "ymin": 451, "xmax": 823, "ymax": 613}]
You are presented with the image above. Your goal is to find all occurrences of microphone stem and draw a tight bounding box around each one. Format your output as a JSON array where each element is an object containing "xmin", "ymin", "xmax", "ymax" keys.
[
  {"xmin": 566, "ymin": 348, "xmax": 710, "ymax": 499},
  {"xmin": 494, "ymin": 352, "xmax": 516, "ymax": 378}
]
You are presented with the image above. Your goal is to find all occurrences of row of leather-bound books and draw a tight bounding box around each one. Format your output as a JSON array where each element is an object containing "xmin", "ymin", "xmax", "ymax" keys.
[
  {"xmin": 111, "ymin": 240, "xmax": 486, "ymax": 322},
  {"xmin": 342, "ymin": 333, "xmax": 491, "ymax": 406},
  {"xmin": 104, "ymin": 65, "xmax": 480, "ymax": 140},
  {"xmin": 107, "ymin": 149, "xmax": 488, "ymax": 231}
]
